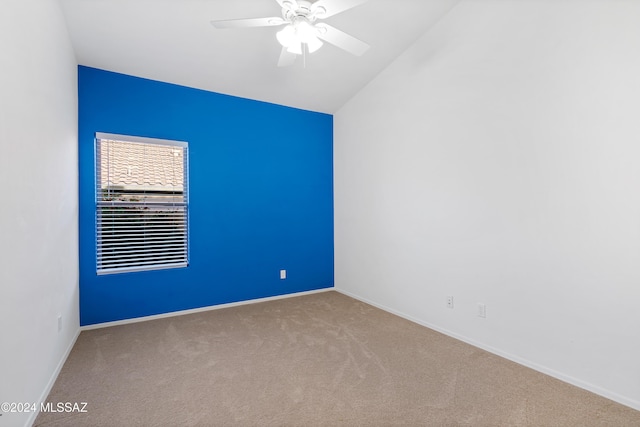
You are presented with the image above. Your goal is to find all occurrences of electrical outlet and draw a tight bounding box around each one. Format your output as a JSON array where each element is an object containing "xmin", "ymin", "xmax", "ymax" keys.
[
  {"xmin": 446, "ymin": 296, "xmax": 454, "ymax": 309},
  {"xmin": 57, "ymin": 315, "xmax": 63, "ymax": 333},
  {"xmin": 280, "ymin": 269, "xmax": 286, "ymax": 280},
  {"xmin": 477, "ymin": 303, "xmax": 486, "ymax": 318}
]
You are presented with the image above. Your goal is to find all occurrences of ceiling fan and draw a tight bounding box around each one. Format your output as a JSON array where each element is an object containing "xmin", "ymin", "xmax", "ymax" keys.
[{"xmin": 211, "ymin": 0, "xmax": 370, "ymax": 67}]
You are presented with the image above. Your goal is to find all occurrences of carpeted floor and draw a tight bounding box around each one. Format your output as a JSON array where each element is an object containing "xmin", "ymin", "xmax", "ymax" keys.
[{"xmin": 35, "ymin": 291, "xmax": 640, "ymax": 426}]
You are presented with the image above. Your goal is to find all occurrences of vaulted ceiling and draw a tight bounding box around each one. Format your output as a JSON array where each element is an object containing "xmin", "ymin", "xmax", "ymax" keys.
[{"xmin": 59, "ymin": 0, "xmax": 459, "ymax": 113}]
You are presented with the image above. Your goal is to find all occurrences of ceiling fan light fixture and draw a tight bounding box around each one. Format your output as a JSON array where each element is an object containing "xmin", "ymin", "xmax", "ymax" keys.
[
  {"xmin": 277, "ymin": 18, "xmax": 323, "ymax": 55},
  {"xmin": 286, "ymin": 41, "xmax": 303, "ymax": 55},
  {"xmin": 294, "ymin": 19, "xmax": 315, "ymax": 40},
  {"xmin": 306, "ymin": 36, "xmax": 323, "ymax": 53},
  {"xmin": 276, "ymin": 24, "xmax": 296, "ymax": 47}
]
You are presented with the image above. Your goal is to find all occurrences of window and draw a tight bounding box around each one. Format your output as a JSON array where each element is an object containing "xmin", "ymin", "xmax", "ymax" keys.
[{"xmin": 95, "ymin": 133, "xmax": 189, "ymax": 274}]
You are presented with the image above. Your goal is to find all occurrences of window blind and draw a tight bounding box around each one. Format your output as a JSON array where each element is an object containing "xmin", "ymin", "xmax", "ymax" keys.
[{"xmin": 95, "ymin": 133, "xmax": 189, "ymax": 275}]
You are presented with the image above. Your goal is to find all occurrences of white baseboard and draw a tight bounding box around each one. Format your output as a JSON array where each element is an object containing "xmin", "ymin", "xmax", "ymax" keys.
[
  {"xmin": 82, "ymin": 287, "xmax": 334, "ymax": 331},
  {"xmin": 335, "ymin": 287, "xmax": 640, "ymax": 412},
  {"xmin": 25, "ymin": 328, "xmax": 81, "ymax": 427}
]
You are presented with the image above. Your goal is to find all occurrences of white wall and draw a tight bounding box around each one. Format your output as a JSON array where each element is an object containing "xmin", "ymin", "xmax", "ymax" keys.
[
  {"xmin": 0, "ymin": 1, "xmax": 79, "ymax": 426},
  {"xmin": 335, "ymin": 0, "xmax": 640, "ymax": 410}
]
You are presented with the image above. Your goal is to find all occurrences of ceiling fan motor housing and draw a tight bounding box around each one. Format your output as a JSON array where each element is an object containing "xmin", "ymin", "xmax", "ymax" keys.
[{"xmin": 282, "ymin": 0, "xmax": 326, "ymax": 23}]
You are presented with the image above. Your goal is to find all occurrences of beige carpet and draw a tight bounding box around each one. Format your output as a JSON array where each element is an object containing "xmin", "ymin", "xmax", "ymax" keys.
[{"xmin": 35, "ymin": 291, "xmax": 639, "ymax": 426}]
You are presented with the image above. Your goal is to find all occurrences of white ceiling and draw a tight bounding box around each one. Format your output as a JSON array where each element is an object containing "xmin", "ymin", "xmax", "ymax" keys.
[{"xmin": 59, "ymin": 0, "xmax": 459, "ymax": 114}]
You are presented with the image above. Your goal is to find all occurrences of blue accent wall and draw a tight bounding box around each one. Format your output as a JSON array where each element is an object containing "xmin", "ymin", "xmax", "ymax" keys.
[{"xmin": 78, "ymin": 66, "xmax": 333, "ymax": 326}]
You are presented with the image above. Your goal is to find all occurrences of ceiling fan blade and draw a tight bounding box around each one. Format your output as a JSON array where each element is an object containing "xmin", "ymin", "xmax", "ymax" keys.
[
  {"xmin": 278, "ymin": 46, "xmax": 297, "ymax": 67},
  {"xmin": 312, "ymin": 0, "xmax": 369, "ymax": 18},
  {"xmin": 315, "ymin": 23, "xmax": 370, "ymax": 56},
  {"xmin": 211, "ymin": 17, "xmax": 285, "ymax": 29}
]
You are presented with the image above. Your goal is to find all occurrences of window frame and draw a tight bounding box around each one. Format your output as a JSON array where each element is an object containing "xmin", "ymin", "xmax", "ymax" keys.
[{"xmin": 94, "ymin": 132, "xmax": 190, "ymax": 275}]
